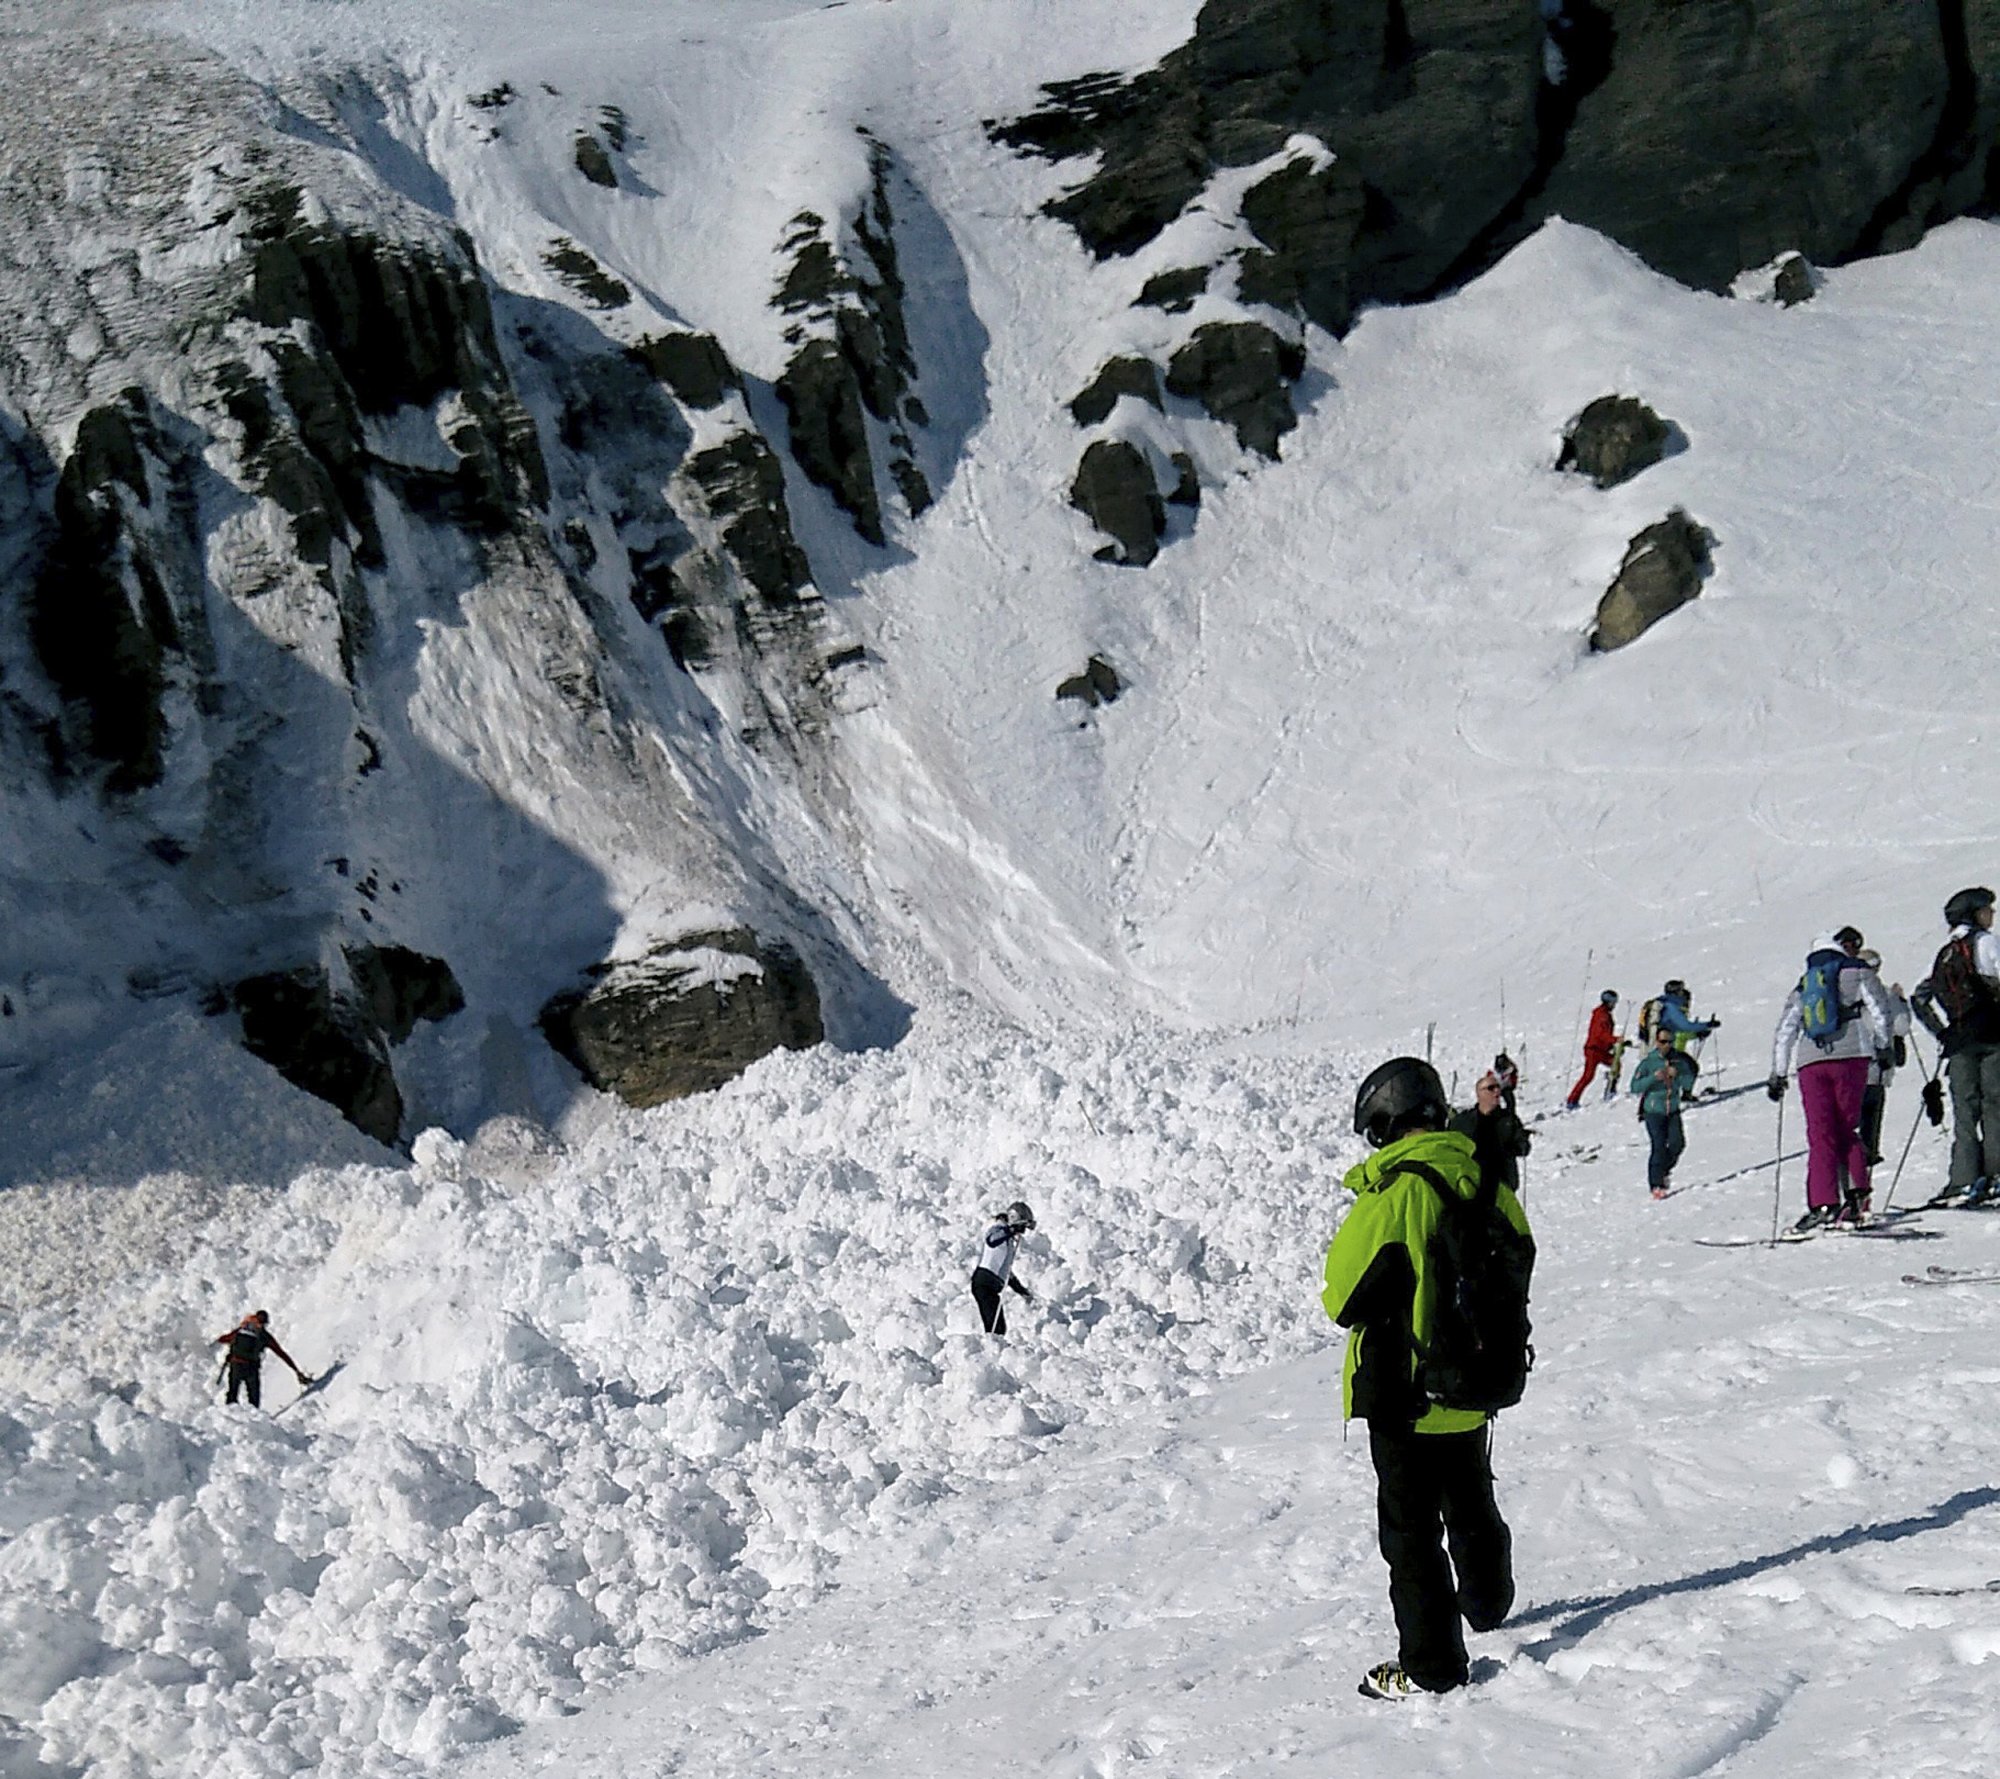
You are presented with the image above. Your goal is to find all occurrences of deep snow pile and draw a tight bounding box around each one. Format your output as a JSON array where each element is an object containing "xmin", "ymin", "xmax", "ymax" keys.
[{"xmin": 0, "ymin": 1007, "xmax": 1368, "ymax": 1778}]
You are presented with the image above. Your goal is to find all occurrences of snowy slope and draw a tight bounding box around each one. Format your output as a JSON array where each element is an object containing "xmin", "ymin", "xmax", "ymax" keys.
[
  {"xmin": 155, "ymin": 0, "xmax": 2000, "ymax": 1049},
  {"xmin": 4, "ymin": 1, "xmax": 2000, "ymax": 1775}
]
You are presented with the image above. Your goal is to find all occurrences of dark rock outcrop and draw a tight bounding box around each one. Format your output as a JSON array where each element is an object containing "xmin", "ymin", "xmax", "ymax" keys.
[
  {"xmin": 344, "ymin": 943, "xmax": 465, "ymax": 1045},
  {"xmin": 573, "ymin": 134, "xmax": 617, "ymax": 188},
  {"xmin": 227, "ymin": 945, "xmax": 464, "ymax": 1143},
  {"xmin": 1589, "ymin": 509, "xmax": 1716, "ymax": 652},
  {"xmin": 1164, "ymin": 321, "xmax": 1305, "ymax": 459},
  {"xmin": 233, "ymin": 188, "xmax": 549, "ymax": 636},
  {"xmin": 995, "ymin": 0, "xmax": 2000, "ymax": 319},
  {"xmin": 773, "ymin": 143, "xmax": 930, "ymax": 545},
  {"xmin": 683, "ymin": 434, "xmax": 815, "ymax": 607},
  {"xmin": 539, "ymin": 930, "xmax": 824, "ymax": 1107},
  {"xmin": 1057, "ymin": 655, "xmax": 1124, "ymax": 708},
  {"xmin": 1136, "ymin": 266, "xmax": 1209, "ymax": 312},
  {"xmin": 1070, "ymin": 357, "xmax": 1164, "ymax": 427},
  {"xmin": 1070, "ymin": 440, "xmax": 1165, "ymax": 567},
  {"xmin": 630, "ymin": 331, "xmax": 740, "ymax": 409},
  {"xmin": 231, "ymin": 966, "xmax": 405, "ymax": 1147},
  {"xmin": 1558, "ymin": 396, "xmax": 1676, "ymax": 489},
  {"xmin": 28, "ymin": 392, "xmax": 206, "ymax": 792},
  {"xmin": 542, "ymin": 238, "xmax": 631, "ymax": 309},
  {"xmin": 777, "ymin": 337, "xmax": 884, "ymax": 545}
]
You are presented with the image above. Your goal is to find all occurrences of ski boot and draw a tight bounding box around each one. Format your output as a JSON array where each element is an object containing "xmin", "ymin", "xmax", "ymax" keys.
[{"xmin": 1791, "ymin": 1205, "xmax": 1838, "ymax": 1236}]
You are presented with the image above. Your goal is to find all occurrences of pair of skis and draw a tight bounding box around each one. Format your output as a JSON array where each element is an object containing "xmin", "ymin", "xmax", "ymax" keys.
[{"xmin": 1902, "ymin": 1263, "xmax": 2000, "ymax": 1288}]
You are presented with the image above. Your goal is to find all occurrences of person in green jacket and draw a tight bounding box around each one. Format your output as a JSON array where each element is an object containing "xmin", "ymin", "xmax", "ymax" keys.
[
  {"xmin": 1322, "ymin": 1058, "xmax": 1532, "ymax": 1700},
  {"xmin": 1629, "ymin": 1025, "xmax": 1699, "ymax": 1198}
]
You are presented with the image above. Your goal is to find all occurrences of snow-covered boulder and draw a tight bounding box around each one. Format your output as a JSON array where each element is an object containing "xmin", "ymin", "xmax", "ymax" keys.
[{"xmin": 539, "ymin": 931, "xmax": 823, "ymax": 1107}]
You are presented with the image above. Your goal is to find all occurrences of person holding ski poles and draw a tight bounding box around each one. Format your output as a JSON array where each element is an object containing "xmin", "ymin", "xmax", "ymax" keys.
[
  {"xmin": 214, "ymin": 1310, "xmax": 311, "ymax": 1408},
  {"xmin": 1566, "ymin": 991, "xmax": 1622, "ymax": 1109},
  {"xmin": 1768, "ymin": 926, "xmax": 1895, "ymax": 1231},
  {"xmin": 1911, "ymin": 887, "xmax": 2000, "ymax": 1205},
  {"xmin": 1630, "ymin": 1025, "xmax": 1698, "ymax": 1198},
  {"xmin": 1652, "ymin": 981, "xmax": 1719, "ymax": 1054},
  {"xmin": 970, "ymin": 1202, "xmax": 1037, "ymax": 1333},
  {"xmin": 1322, "ymin": 1060, "xmax": 1532, "ymax": 1701}
]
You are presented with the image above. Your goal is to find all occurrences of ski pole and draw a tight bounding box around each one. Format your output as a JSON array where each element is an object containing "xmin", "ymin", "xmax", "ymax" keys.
[
  {"xmin": 1570, "ymin": 948, "xmax": 1594, "ymax": 1066},
  {"xmin": 1883, "ymin": 1090, "xmax": 1932, "ymax": 1212},
  {"xmin": 1768, "ymin": 1097, "xmax": 1787, "ymax": 1247}
]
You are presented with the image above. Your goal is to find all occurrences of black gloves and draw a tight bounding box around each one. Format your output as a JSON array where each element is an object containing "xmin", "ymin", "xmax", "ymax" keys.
[
  {"xmin": 1876, "ymin": 1049, "xmax": 1895, "ymax": 1073},
  {"xmin": 1924, "ymin": 1078, "xmax": 1946, "ymax": 1127},
  {"xmin": 1893, "ymin": 1035, "xmax": 1908, "ymax": 1068},
  {"xmin": 1767, "ymin": 1075, "xmax": 1787, "ymax": 1102}
]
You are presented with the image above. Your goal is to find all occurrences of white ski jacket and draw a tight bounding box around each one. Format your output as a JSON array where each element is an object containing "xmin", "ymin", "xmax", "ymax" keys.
[{"xmin": 1771, "ymin": 945, "xmax": 1894, "ymax": 1076}]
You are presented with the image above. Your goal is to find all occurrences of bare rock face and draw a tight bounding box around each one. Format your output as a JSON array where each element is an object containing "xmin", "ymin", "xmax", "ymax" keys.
[
  {"xmin": 231, "ymin": 968, "xmax": 403, "ymax": 1147},
  {"xmin": 1164, "ymin": 321, "xmax": 1306, "ymax": 459},
  {"xmin": 28, "ymin": 392, "xmax": 206, "ymax": 792},
  {"xmin": 1558, "ymin": 396, "xmax": 1676, "ymax": 489},
  {"xmin": 773, "ymin": 143, "xmax": 931, "ymax": 546},
  {"xmin": 1589, "ymin": 509, "xmax": 1716, "ymax": 652},
  {"xmin": 630, "ymin": 331, "xmax": 740, "ymax": 409},
  {"xmin": 1070, "ymin": 440, "xmax": 1165, "ymax": 566},
  {"xmin": 345, "ymin": 943, "xmax": 466, "ymax": 1045},
  {"xmin": 227, "ymin": 946, "xmax": 466, "ymax": 1145},
  {"xmin": 1070, "ymin": 357, "xmax": 1164, "ymax": 427},
  {"xmin": 996, "ymin": 0, "xmax": 2000, "ymax": 316},
  {"xmin": 539, "ymin": 931, "xmax": 824, "ymax": 1108}
]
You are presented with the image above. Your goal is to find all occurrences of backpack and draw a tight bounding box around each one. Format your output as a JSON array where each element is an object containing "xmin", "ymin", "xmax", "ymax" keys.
[
  {"xmin": 1398, "ymin": 1161, "xmax": 1537, "ymax": 1414},
  {"xmin": 226, "ymin": 1323, "xmax": 265, "ymax": 1365},
  {"xmin": 1638, "ymin": 997, "xmax": 1662, "ymax": 1042},
  {"xmin": 1798, "ymin": 954, "xmax": 1854, "ymax": 1045},
  {"xmin": 1933, "ymin": 937, "xmax": 1989, "ymax": 1023}
]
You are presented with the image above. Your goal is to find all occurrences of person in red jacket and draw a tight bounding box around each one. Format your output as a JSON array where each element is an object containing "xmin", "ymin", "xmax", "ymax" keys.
[{"xmin": 1566, "ymin": 991, "xmax": 1623, "ymax": 1109}]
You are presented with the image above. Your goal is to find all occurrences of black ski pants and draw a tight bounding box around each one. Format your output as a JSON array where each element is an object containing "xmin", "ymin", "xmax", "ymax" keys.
[
  {"xmin": 225, "ymin": 1362, "xmax": 262, "ymax": 1408},
  {"xmin": 1644, "ymin": 1109, "xmax": 1685, "ymax": 1191},
  {"xmin": 1368, "ymin": 1422, "xmax": 1514, "ymax": 1692},
  {"xmin": 970, "ymin": 1269, "xmax": 1007, "ymax": 1334}
]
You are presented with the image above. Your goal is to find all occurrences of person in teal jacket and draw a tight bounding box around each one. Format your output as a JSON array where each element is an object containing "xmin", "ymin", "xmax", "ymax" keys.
[
  {"xmin": 1322, "ymin": 1058, "xmax": 1532, "ymax": 1700},
  {"xmin": 1629, "ymin": 1025, "xmax": 1699, "ymax": 1197}
]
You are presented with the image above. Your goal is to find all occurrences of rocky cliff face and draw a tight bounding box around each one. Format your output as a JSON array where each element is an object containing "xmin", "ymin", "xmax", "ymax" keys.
[{"xmin": 0, "ymin": 38, "xmax": 906, "ymax": 1145}]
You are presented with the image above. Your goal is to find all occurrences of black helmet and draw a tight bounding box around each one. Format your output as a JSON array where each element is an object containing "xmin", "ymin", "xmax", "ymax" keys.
[
  {"xmin": 1945, "ymin": 887, "xmax": 1995, "ymax": 928},
  {"xmin": 1002, "ymin": 1200, "xmax": 1035, "ymax": 1231},
  {"xmin": 1600, "ymin": 989, "xmax": 1618, "ymax": 1006},
  {"xmin": 1353, "ymin": 1057, "xmax": 1449, "ymax": 1148},
  {"xmin": 1832, "ymin": 924, "xmax": 1864, "ymax": 950},
  {"xmin": 1663, "ymin": 979, "xmax": 1689, "ymax": 1000}
]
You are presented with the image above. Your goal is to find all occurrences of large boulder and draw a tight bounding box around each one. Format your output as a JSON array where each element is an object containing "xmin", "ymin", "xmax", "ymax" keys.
[
  {"xmin": 1589, "ymin": 510, "xmax": 1716, "ymax": 652},
  {"xmin": 1069, "ymin": 440, "xmax": 1165, "ymax": 566},
  {"xmin": 1164, "ymin": 321, "xmax": 1305, "ymax": 459},
  {"xmin": 539, "ymin": 931, "xmax": 824, "ymax": 1108},
  {"xmin": 1558, "ymin": 396, "xmax": 1676, "ymax": 489}
]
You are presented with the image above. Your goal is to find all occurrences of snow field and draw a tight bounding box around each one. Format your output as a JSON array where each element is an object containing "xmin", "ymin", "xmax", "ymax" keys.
[{"xmin": 0, "ymin": 1009, "xmax": 1366, "ymax": 1778}]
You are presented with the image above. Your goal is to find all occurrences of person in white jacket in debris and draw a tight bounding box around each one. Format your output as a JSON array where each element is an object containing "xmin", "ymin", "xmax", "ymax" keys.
[
  {"xmin": 1768, "ymin": 925, "xmax": 1895, "ymax": 1231},
  {"xmin": 970, "ymin": 1201, "xmax": 1036, "ymax": 1333}
]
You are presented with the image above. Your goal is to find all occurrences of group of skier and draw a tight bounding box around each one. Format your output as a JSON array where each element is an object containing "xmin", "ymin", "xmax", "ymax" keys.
[{"xmin": 1550, "ymin": 887, "xmax": 2000, "ymax": 1229}]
